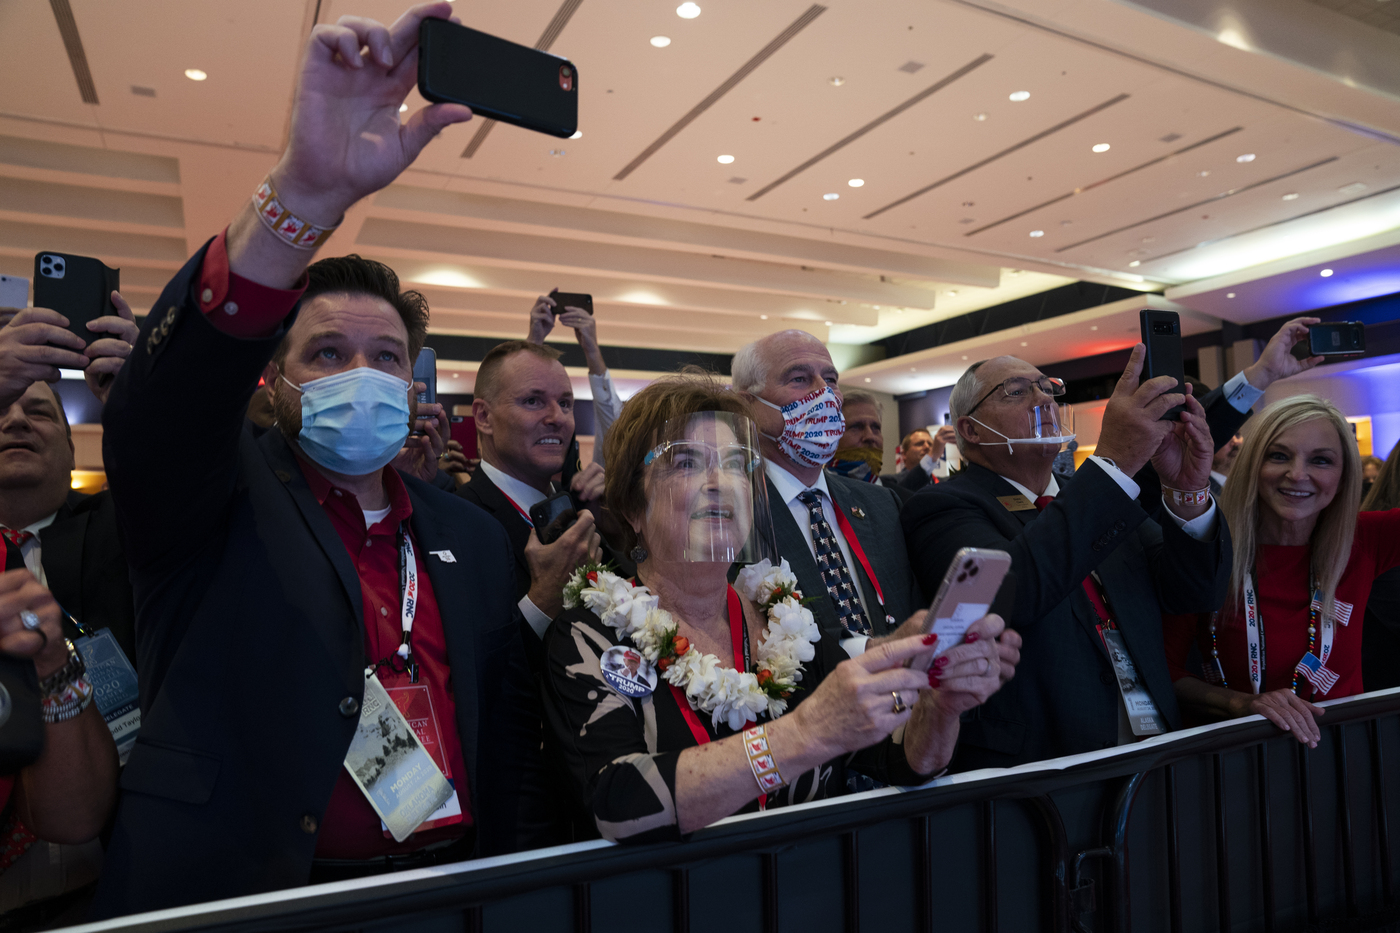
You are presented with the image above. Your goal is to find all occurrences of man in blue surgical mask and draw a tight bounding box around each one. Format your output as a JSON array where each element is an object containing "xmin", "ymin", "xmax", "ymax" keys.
[
  {"xmin": 901, "ymin": 351, "xmax": 1231, "ymax": 771},
  {"xmin": 91, "ymin": 4, "xmax": 546, "ymax": 918}
]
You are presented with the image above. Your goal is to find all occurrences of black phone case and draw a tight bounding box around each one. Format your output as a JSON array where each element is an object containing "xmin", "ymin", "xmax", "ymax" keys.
[
  {"xmin": 418, "ymin": 19, "xmax": 578, "ymax": 139},
  {"xmin": 1307, "ymin": 322, "xmax": 1366, "ymax": 359},
  {"xmin": 551, "ymin": 292, "xmax": 593, "ymax": 316},
  {"xmin": 33, "ymin": 252, "xmax": 119, "ymax": 345},
  {"xmin": 1140, "ymin": 310, "xmax": 1185, "ymax": 420},
  {"xmin": 530, "ymin": 492, "xmax": 576, "ymax": 544}
]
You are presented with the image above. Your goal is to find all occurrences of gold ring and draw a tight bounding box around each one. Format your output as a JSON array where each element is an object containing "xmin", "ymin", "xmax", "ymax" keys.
[{"xmin": 891, "ymin": 691, "xmax": 907, "ymax": 714}]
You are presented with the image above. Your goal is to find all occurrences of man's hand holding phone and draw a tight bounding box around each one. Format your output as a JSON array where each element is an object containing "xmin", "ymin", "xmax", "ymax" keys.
[
  {"xmin": 0, "ymin": 307, "xmax": 89, "ymax": 411},
  {"xmin": 524, "ymin": 509, "xmax": 600, "ymax": 619},
  {"xmin": 83, "ymin": 290, "xmax": 139, "ymax": 405}
]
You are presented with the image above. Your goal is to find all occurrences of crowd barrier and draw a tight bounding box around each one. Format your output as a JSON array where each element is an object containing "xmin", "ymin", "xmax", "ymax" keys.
[{"xmin": 66, "ymin": 688, "xmax": 1400, "ymax": 933}]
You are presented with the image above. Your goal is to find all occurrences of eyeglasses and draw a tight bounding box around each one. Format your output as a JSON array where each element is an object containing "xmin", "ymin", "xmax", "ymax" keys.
[
  {"xmin": 643, "ymin": 441, "xmax": 760, "ymax": 475},
  {"xmin": 965, "ymin": 375, "xmax": 1066, "ymax": 418}
]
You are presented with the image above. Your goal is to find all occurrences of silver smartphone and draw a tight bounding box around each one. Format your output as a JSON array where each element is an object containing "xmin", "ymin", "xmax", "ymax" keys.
[{"xmin": 0, "ymin": 274, "xmax": 27, "ymax": 311}]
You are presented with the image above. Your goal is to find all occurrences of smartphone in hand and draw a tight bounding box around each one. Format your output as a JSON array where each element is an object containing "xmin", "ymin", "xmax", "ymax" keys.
[
  {"xmin": 417, "ymin": 19, "xmax": 578, "ymax": 139},
  {"xmin": 0, "ymin": 274, "xmax": 27, "ymax": 311},
  {"xmin": 33, "ymin": 252, "xmax": 119, "ymax": 346},
  {"xmin": 549, "ymin": 290, "xmax": 593, "ymax": 316},
  {"xmin": 449, "ymin": 416, "xmax": 478, "ymax": 460},
  {"xmin": 1139, "ymin": 309, "xmax": 1185, "ymax": 420},
  {"xmin": 412, "ymin": 347, "xmax": 436, "ymax": 435},
  {"xmin": 529, "ymin": 490, "xmax": 576, "ymax": 544},
  {"xmin": 1297, "ymin": 321, "xmax": 1365, "ymax": 360},
  {"xmin": 909, "ymin": 548, "xmax": 1013, "ymax": 669}
]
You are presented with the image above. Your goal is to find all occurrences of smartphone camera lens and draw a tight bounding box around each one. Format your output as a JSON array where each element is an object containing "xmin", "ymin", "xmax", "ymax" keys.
[
  {"xmin": 956, "ymin": 572, "xmax": 967, "ymax": 583},
  {"xmin": 969, "ymin": 565, "xmax": 980, "ymax": 576}
]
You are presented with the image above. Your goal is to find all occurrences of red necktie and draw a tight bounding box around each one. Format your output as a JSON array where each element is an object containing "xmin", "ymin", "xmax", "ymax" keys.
[
  {"xmin": 0, "ymin": 530, "xmax": 31, "ymax": 573},
  {"xmin": 1031, "ymin": 495, "xmax": 1114, "ymax": 625},
  {"xmin": 0, "ymin": 530, "xmax": 33, "ymax": 549}
]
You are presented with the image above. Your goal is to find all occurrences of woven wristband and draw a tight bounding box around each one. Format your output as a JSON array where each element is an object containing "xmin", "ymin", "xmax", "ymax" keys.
[
  {"xmin": 742, "ymin": 724, "xmax": 787, "ymax": 795},
  {"xmin": 252, "ymin": 178, "xmax": 340, "ymax": 251},
  {"xmin": 1164, "ymin": 486, "xmax": 1210, "ymax": 507}
]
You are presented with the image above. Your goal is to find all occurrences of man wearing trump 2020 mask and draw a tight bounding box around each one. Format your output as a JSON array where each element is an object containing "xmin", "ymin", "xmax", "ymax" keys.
[{"xmin": 901, "ymin": 347, "xmax": 1233, "ymax": 769}]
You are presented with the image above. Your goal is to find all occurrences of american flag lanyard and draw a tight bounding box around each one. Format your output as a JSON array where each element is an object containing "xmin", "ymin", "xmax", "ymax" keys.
[{"xmin": 1241, "ymin": 569, "xmax": 1333, "ymax": 697}]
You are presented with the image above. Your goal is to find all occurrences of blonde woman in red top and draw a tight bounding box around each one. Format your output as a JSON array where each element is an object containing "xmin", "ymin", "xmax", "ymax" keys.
[{"xmin": 1165, "ymin": 394, "xmax": 1400, "ymax": 747}]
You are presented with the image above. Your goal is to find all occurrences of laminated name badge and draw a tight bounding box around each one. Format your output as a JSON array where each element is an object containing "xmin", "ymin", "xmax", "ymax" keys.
[
  {"xmin": 343, "ymin": 672, "xmax": 453, "ymax": 843},
  {"xmin": 73, "ymin": 630, "xmax": 140, "ymax": 766},
  {"xmin": 380, "ymin": 684, "xmax": 464, "ymax": 838},
  {"xmin": 1100, "ymin": 629, "xmax": 1165, "ymax": 737}
]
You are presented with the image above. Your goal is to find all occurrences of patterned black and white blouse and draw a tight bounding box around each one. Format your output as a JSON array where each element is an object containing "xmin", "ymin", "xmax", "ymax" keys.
[{"xmin": 542, "ymin": 604, "xmax": 930, "ymax": 843}]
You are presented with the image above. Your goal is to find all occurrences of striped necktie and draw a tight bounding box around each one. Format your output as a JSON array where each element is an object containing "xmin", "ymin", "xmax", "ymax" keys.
[{"xmin": 797, "ymin": 489, "xmax": 871, "ymax": 636}]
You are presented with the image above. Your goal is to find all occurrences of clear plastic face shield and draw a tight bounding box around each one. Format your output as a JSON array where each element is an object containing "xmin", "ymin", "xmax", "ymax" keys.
[
  {"xmin": 640, "ymin": 411, "xmax": 778, "ymax": 564},
  {"xmin": 966, "ymin": 375, "xmax": 1076, "ymax": 455}
]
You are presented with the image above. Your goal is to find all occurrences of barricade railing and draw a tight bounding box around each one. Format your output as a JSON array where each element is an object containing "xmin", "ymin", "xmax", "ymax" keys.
[{"xmin": 63, "ymin": 688, "xmax": 1400, "ymax": 933}]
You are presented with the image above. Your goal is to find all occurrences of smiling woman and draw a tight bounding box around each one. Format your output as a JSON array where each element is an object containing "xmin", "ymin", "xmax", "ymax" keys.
[{"xmin": 1164, "ymin": 394, "xmax": 1400, "ymax": 744}]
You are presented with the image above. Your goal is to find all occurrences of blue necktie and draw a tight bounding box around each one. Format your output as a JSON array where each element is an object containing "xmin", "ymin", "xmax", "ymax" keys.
[{"xmin": 797, "ymin": 490, "xmax": 871, "ymax": 637}]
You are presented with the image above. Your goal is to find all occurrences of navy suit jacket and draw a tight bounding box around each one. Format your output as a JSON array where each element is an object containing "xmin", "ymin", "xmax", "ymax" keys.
[
  {"xmin": 91, "ymin": 243, "xmax": 544, "ymax": 918},
  {"xmin": 902, "ymin": 461, "xmax": 1231, "ymax": 770}
]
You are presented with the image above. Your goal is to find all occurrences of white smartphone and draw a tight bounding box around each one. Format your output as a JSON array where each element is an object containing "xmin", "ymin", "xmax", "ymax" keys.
[
  {"xmin": 911, "ymin": 547, "xmax": 1012, "ymax": 668},
  {"xmin": 0, "ymin": 274, "xmax": 27, "ymax": 310}
]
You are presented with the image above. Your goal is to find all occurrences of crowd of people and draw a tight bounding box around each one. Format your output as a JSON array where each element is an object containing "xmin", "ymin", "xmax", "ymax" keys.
[{"xmin": 0, "ymin": 2, "xmax": 1394, "ymax": 925}]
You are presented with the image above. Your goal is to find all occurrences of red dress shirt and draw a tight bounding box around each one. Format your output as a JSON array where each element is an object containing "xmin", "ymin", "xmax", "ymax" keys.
[
  {"xmin": 1166, "ymin": 509, "xmax": 1400, "ymax": 699},
  {"xmin": 198, "ymin": 228, "xmax": 472, "ymax": 857}
]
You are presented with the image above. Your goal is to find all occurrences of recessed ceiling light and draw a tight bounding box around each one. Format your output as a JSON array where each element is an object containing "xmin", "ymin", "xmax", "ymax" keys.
[
  {"xmin": 184, "ymin": 68, "xmax": 207, "ymax": 81},
  {"xmin": 873, "ymin": 305, "xmax": 880, "ymax": 310},
  {"xmin": 717, "ymin": 154, "xmax": 735, "ymax": 164},
  {"xmin": 1128, "ymin": 260, "xmax": 1141, "ymax": 267},
  {"xmin": 1282, "ymin": 192, "xmax": 1299, "ymax": 200},
  {"xmin": 947, "ymin": 290, "xmax": 958, "ymax": 296},
  {"xmin": 570, "ymin": 130, "xmax": 583, "ymax": 139},
  {"xmin": 1226, "ymin": 292, "xmax": 1236, "ymax": 298},
  {"xmin": 864, "ymin": 377, "xmax": 871, "ymax": 383},
  {"xmin": 1020, "ymin": 341, "xmax": 1028, "ymax": 347},
  {"xmin": 1236, "ymin": 153, "xmax": 1256, "ymax": 163},
  {"xmin": 1320, "ymin": 268, "xmax": 1334, "ymax": 277},
  {"xmin": 973, "ymin": 113, "xmax": 987, "ymax": 121},
  {"xmin": 650, "ymin": 35, "xmax": 671, "ymax": 47},
  {"xmin": 399, "ymin": 103, "xmax": 408, "ymax": 112},
  {"xmin": 676, "ymin": 2, "xmax": 701, "ymax": 18},
  {"xmin": 760, "ymin": 314, "xmax": 768, "ymax": 320},
  {"xmin": 1092, "ymin": 143, "xmax": 1111, "ymax": 153},
  {"xmin": 1029, "ymin": 229, "xmax": 1044, "ymax": 237},
  {"xmin": 962, "ymin": 355, "xmax": 969, "ymax": 360},
  {"xmin": 1197, "ymin": 170, "xmax": 1211, "ymax": 177},
  {"xmin": 847, "ymin": 178, "xmax": 864, "ymax": 187},
  {"xmin": 823, "ymin": 192, "xmax": 840, "ymax": 200},
  {"xmin": 910, "ymin": 367, "xmax": 917, "ymax": 372},
  {"xmin": 1009, "ymin": 91, "xmax": 1030, "ymax": 101},
  {"xmin": 829, "ymin": 76, "xmax": 845, "ymax": 86},
  {"xmin": 1091, "ymin": 325, "xmax": 1098, "ymax": 331},
  {"xmin": 824, "ymin": 320, "xmax": 833, "ymax": 326}
]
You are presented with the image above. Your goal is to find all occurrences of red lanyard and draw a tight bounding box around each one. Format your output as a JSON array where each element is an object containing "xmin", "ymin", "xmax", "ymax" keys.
[
  {"xmin": 500, "ymin": 493, "xmax": 533, "ymax": 526},
  {"xmin": 827, "ymin": 494, "xmax": 888, "ymax": 620},
  {"xmin": 668, "ymin": 586, "xmax": 766, "ymax": 807}
]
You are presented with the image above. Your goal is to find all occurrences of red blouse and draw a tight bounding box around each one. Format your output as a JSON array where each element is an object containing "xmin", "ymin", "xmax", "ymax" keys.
[{"xmin": 1166, "ymin": 509, "xmax": 1400, "ymax": 699}]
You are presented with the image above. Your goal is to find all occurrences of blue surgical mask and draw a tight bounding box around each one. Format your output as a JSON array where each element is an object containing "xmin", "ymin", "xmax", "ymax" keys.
[{"xmin": 280, "ymin": 367, "xmax": 411, "ymax": 475}]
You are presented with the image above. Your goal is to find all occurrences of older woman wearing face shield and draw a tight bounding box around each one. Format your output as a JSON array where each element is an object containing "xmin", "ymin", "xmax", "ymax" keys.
[{"xmin": 541, "ymin": 375, "xmax": 1015, "ymax": 842}]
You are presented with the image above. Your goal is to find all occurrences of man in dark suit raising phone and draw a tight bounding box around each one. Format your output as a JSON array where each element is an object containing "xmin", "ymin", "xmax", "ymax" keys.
[
  {"xmin": 903, "ymin": 346, "xmax": 1230, "ymax": 769},
  {"xmin": 91, "ymin": 3, "xmax": 545, "ymax": 917}
]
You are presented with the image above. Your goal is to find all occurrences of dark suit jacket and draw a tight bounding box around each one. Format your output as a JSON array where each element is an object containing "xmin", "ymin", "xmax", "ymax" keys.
[
  {"xmin": 1133, "ymin": 384, "xmax": 1252, "ymax": 514},
  {"xmin": 901, "ymin": 460, "xmax": 1231, "ymax": 770},
  {"xmin": 91, "ymin": 243, "xmax": 544, "ymax": 918},
  {"xmin": 42, "ymin": 490, "xmax": 137, "ymax": 665},
  {"xmin": 767, "ymin": 469, "xmax": 923, "ymax": 640}
]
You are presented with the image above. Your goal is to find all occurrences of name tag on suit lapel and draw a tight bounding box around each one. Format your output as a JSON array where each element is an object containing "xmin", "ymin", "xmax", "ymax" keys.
[
  {"xmin": 997, "ymin": 495, "xmax": 1036, "ymax": 512},
  {"xmin": 429, "ymin": 549, "xmax": 456, "ymax": 563}
]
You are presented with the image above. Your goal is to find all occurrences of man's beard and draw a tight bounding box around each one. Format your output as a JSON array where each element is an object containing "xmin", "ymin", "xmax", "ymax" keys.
[{"xmin": 269, "ymin": 380, "xmax": 302, "ymax": 442}]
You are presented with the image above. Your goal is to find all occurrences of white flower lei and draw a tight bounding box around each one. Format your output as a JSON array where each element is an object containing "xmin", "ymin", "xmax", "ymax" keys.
[{"xmin": 564, "ymin": 559, "xmax": 821, "ymax": 730}]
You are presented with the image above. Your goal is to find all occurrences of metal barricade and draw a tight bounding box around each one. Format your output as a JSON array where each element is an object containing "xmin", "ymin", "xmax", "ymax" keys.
[{"xmin": 62, "ymin": 688, "xmax": 1400, "ymax": 933}]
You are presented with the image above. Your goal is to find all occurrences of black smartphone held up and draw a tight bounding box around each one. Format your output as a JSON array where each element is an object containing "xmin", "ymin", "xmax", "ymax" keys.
[
  {"xmin": 1139, "ymin": 309, "xmax": 1185, "ymax": 421},
  {"xmin": 1304, "ymin": 321, "xmax": 1366, "ymax": 360},
  {"xmin": 418, "ymin": 19, "xmax": 578, "ymax": 139},
  {"xmin": 32, "ymin": 252, "xmax": 119, "ymax": 345},
  {"xmin": 412, "ymin": 347, "xmax": 436, "ymax": 435},
  {"xmin": 529, "ymin": 490, "xmax": 577, "ymax": 545},
  {"xmin": 550, "ymin": 290, "xmax": 593, "ymax": 316}
]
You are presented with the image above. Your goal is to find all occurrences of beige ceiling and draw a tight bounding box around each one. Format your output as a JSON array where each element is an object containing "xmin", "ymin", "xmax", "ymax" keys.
[{"xmin": 1, "ymin": 0, "xmax": 1399, "ymax": 376}]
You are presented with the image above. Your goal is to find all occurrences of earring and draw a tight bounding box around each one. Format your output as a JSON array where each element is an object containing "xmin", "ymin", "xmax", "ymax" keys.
[{"xmin": 630, "ymin": 545, "xmax": 648, "ymax": 562}]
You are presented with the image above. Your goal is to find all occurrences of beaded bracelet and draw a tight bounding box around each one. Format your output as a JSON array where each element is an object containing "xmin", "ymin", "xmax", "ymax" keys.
[
  {"xmin": 1163, "ymin": 485, "xmax": 1210, "ymax": 508},
  {"xmin": 252, "ymin": 177, "xmax": 341, "ymax": 251},
  {"xmin": 39, "ymin": 639, "xmax": 94, "ymax": 723},
  {"xmin": 742, "ymin": 724, "xmax": 787, "ymax": 795}
]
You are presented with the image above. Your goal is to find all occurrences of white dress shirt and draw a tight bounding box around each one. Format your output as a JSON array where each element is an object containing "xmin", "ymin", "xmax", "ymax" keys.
[
  {"xmin": 765, "ymin": 461, "xmax": 871, "ymax": 658},
  {"xmin": 1007, "ymin": 456, "xmax": 1218, "ymax": 540},
  {"xmin": 589, "ymin": 371, "xmax": 622, "ymax": 466},
  {"xmin": 1221, "ymin": 369, "xmax": 1265, "ymax": 413},
  {"xmin": 479, "ymin": 460, "xmax": 554, "ymax": 639}
]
